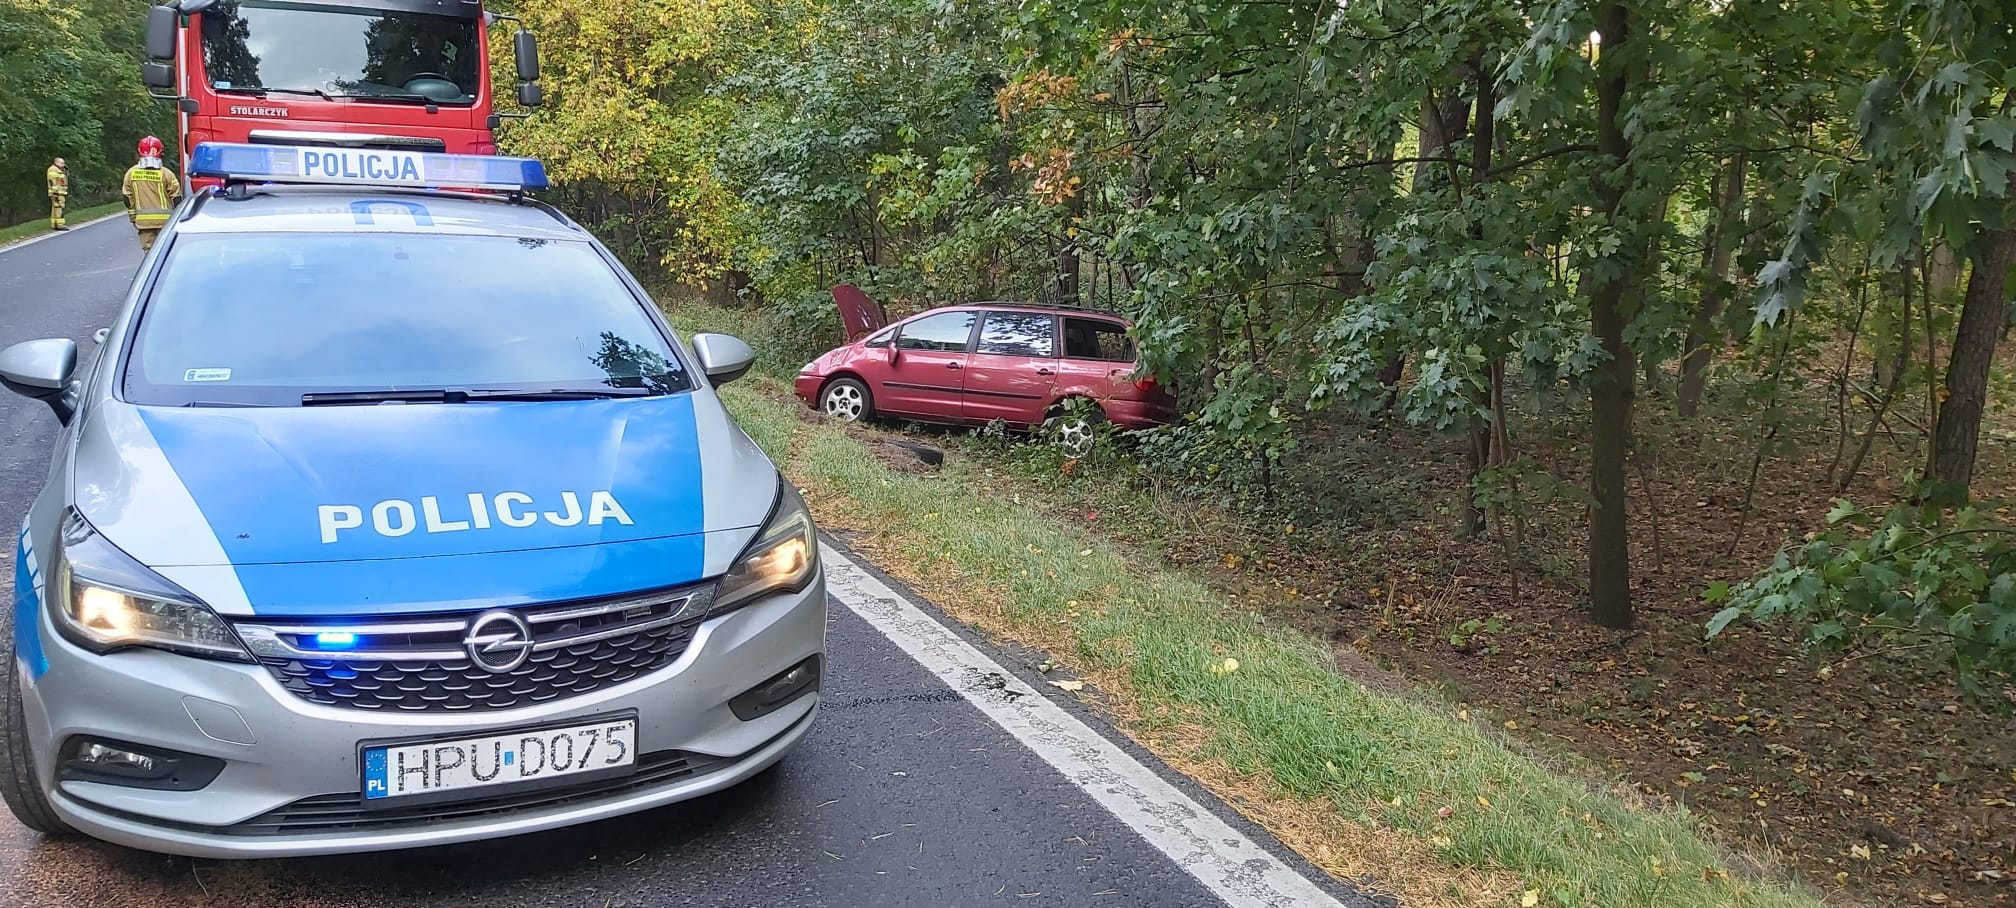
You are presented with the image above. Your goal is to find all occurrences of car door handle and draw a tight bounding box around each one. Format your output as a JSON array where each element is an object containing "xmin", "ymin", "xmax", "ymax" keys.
[
  {"xmin": 947, "ymin": 362, "xmax": 962, "ymax": 370},
  {"xmin": 1036, "ymin": 368, "xmax": 1054, "ymax": 376}
]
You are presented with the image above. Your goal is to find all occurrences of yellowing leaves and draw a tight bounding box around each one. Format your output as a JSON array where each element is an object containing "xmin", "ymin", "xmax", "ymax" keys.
[
  {"xmin": 1521, "ymin": 891, "xmax": 1540, "ymax": 908},
  {"xmin": 497, "ymin": 0, "xmax": 759, "ymax": 282}
]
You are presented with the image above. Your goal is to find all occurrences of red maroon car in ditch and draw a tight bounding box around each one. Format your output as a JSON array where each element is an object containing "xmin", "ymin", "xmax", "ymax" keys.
[{"xmin": 793, "ymin": 287, "xmax": 1176, "ymax": 447}]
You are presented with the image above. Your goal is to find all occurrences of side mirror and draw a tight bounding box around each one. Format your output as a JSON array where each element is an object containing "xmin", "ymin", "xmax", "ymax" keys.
[
  {"xmin": 517, "ymin": 82, "xmax": 543, "ymax": 108},
  {"xmin": 514, "ymin": 30, "xmax": 539, "ymax": 82},
  {"xmin": 141, "ymin": 61, "xmax": 174, "ymax": 89},
  {"xmin": 145, "ymin": 5, "xmax": 177, "ymax": 60},
  {"xmin": 690, "ymin": 333, "xmax": 754, "ymax": 387},
  {"xmin": 0, "ymin": 339, "xmax": 79, "ymax": 423}
]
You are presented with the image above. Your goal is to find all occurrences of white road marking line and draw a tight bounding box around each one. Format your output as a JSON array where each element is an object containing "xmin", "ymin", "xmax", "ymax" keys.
[
  {"xmin": 820, "ymin": 542, "xmax": 1349, "ymax": 908},
  {"xmin": 0, "ymin": 214, "xmax": 124, "ymax": 255}
]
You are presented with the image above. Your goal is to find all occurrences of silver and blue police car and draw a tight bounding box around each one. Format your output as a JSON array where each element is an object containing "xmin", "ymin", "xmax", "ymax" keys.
[{"xmin": 0, "ymin": 145, "xmax": 825, "ymax": 857}]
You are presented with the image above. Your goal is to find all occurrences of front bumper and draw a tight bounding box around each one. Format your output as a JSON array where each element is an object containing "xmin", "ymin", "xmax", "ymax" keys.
[
  {"xmin": 793, "ymin": 373, "xmax": 824, "ymax": 409},
  {"xmin": 17, "ymin": 578, "xmax": 826, "ymax": 858}
]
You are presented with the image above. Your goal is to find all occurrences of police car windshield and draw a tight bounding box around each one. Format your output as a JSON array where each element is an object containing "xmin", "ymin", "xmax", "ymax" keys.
[
  {"xmin": 125, "ymin": 233, "xmax": 693, "ymax": 408},
  {"xmin": 200, "ymin": 1, "xmax": 479, "ymax": 105}
]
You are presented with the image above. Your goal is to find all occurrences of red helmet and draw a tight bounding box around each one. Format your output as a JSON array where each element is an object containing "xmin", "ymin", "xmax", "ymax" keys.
[{"xmin": 138, "ymin": 136, "xmax": 164, "ymax": 157}]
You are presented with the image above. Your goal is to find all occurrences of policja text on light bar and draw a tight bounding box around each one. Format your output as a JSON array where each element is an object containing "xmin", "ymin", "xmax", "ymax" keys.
[{"xmin": 187, "ymin": 142, "xmax": 549, "ymax": 192}]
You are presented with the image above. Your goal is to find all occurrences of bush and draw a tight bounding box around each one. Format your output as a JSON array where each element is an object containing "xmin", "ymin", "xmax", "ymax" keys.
[{"xmin": 1708, "ymin": 493, "xmax": 2016, "ymax": 702}]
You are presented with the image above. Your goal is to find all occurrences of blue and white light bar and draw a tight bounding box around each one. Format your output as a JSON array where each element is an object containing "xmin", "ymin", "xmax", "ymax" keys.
[{"xmin": 189, "ymin": 142, "xmax": 548, "ymax": 192}]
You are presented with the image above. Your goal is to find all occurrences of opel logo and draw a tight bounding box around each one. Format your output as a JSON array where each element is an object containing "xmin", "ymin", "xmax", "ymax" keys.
[{"xmin": 462, "ymin": 610, "xmax": 534, "ymax": 674}]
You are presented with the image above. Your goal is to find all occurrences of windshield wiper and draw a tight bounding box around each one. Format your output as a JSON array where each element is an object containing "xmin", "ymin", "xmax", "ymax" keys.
[
  {"xmin": 362, "ymin": 92, "xmax": 453, "ymax": 106},
  {"xmin": 217, "ymin": 86, "xmax": 337, "ymax": 101},
  {"xmin": 301, "ymin": 387, "xmax": 655, "ymax": 406}
]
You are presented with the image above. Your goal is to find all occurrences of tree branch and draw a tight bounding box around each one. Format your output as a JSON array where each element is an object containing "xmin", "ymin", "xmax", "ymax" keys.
[{"xmin": 1487, "ymin": 143, "xmax": 1598, "ymax": 176}]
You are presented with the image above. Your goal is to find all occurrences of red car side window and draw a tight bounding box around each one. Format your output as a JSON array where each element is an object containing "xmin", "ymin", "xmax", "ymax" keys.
[
  {"xmin": 1061, "ymin": 318, "xmax": 1134, "ymax": 362},
  {"xmin": 896, "ymin": 312, "xmax": 976, "ymax": 352},
  {"xmin": 977, "ymin": 312, "xmax": 1056, "ymax": 358}
]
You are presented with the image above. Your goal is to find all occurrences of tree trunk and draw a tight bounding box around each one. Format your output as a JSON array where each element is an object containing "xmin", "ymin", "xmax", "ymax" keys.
[
  {"xmin": 1637, "ymin": 192, "xmax": 1674, "ymax": 397},
  {"xmin": 1412, "ymin": 79, "xmax": 1472, "ymax": 194},
  {"xmin": 1676, "ymin": 152, "xmax": 1746, "ymax": 417},
  {"xmin": 1927, "ymin": 185, "xmax": 2016, "ymax": 491},
  {"xmin": 1055, "ymin": 239, "xmax": 1082, "ymax": 306},
  {"xmin": 1587, "ymin": 0, "xmax": 1636, "ymax": 631},
  {"xmin": 1384, "ymin": 80, "xmax": 1472, "ymax": 415},
  {"xmin": 1461, "ymin": 52, "xmax": 1497, "ymax": 539},
  {"xmin": 1462, "ymin": 413, "xmax": 1493, "ymax": 536},
  {"xmin": 1928, "ymin": 240, "xmax": 1962, "ymax": 300}
]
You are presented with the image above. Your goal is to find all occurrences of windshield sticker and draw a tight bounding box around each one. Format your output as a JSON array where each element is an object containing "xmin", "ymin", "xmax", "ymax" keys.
[{"xmin": 184, "ymin": 368, "xmax": 233, "ymax": 382}]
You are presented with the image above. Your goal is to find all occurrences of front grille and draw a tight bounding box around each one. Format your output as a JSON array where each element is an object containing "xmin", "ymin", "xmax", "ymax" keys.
[
  {"xmin": 235, "ymin": 587, "xmax": 713, "ymax": 713},
  {"xmin": 219, "ymin": 749, "xmax": 732, "ymax": 836},
  {"xmin": 246, "ymin": 129, "xmax": 449, "ymax": 152}
]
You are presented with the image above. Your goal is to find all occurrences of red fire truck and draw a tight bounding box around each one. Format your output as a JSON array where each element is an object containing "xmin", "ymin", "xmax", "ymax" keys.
[{"xmin": 140, "ymin": 0, "xmax": 540, "ymax": 189}]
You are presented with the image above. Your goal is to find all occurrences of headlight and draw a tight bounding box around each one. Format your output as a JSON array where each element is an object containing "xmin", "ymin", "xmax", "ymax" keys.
[
  {"xmin": 48, "ymin": 510, "xmax": 251, "ymax": 662},
  {"xmin": 710, "ymin": 480, "xmax": 818, "ymax": 614}
]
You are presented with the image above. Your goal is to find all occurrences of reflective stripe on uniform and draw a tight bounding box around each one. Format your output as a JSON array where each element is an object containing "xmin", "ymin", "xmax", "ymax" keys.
[{"xmin": 127, "ymin": 167, "xmax": 176, "ymax": 228}]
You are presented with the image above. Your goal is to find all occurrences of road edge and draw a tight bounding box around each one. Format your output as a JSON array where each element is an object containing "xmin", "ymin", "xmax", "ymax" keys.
[
  {"xmin": 819, "ymin": 536, "xmax": 1389, "ymax": 908},
  {"xmin": 0, "ymin": 215, "xmax": 125, "ymax": 255}
]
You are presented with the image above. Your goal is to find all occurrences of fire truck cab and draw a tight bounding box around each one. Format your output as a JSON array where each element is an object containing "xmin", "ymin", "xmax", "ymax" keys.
[{"xmin": 140, "ymin": 0, "xmax": 540, "ymax": 189}]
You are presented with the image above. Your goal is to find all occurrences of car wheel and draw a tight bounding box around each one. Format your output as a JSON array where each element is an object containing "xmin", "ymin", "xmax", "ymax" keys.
[
  {"xmin": 0, "ymin": 609, "xmax": 72, "ymax": 836},
  {"xmin": 820, "ymin": 378, "xmax": 873, "ymax": 423},
  {"xmin": 1046, "ymin": 405, "xmax": 1107, "ymax": 457}
]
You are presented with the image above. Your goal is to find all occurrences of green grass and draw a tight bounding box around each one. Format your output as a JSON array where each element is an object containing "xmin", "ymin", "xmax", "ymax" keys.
[
  {"xmin": 671, "ymin": 301, "xmax": 1821, "ymax": 908},
  {"xmin": 658, "ymin": 296, "xmax": 801, "ymax": 380},
  {"xmin": 0, "ymin": 202, "xmax": 128, "ymax": 248}
]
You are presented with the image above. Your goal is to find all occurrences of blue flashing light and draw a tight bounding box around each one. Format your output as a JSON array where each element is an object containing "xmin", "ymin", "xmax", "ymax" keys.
[
  {"xmin": 313, "ymin": 631, "xmax": 359, "ymax": 650},
  {"xmin": 188, "ymin": 142, "xmax": 548, "ymax": 192}
]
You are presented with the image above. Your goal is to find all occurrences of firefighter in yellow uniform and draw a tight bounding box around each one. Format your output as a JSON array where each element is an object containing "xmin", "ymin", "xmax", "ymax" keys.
[
  {"xmin": 123, "ymin": 136, "xmax": 181, "ymax": 252},
  {"xmin": 46, "ymin": 158, "xmax": 68, "ymax": 231}
]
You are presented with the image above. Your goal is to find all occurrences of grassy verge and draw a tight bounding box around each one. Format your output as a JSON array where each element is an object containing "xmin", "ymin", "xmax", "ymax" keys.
[
  {"xmin": 666, "ymin": 301, "xmax": 1821, "ymax": 908},
  {"xmin": 0, "ymin": 203, "xmax": 127, "ymax": 248}
]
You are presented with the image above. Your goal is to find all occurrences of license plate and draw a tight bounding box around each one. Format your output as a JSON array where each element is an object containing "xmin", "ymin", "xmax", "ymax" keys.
[{"xmin": 361, "ymin": 717, "xmax": 637, "ymax": 802}]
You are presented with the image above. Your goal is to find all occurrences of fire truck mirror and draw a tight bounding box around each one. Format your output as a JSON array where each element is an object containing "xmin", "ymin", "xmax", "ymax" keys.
[
  {"xmin": 514, "ymin": 30, "xmax": 540, "ymax": 83},
  {"xmin": 142, "ymin": 61, "xmax": 174, "ymax": 90},
  {"xmin": 145, "ymin": 5, "xmax": 177, "ymax": 61},
  {"xmin": 517, "ymin": 82, "xmax": 544, "ymax": 108}
]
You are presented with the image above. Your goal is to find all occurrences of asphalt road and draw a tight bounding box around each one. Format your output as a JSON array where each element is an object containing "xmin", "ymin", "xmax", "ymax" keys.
[{"xmin": 0, "ymin": 221, "xmax": 1373, "ymax": 908}]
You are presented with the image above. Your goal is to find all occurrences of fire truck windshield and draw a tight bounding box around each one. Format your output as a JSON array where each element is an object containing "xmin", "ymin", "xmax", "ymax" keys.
[{"xmin": 199, "ymin": 1, "xmax": 480, "ymax": 106}]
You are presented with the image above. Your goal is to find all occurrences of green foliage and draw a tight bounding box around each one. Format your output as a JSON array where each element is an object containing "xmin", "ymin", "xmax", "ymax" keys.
[
  {"xmin": 1709, "ymin": 494, "xmax": 2016, "ymax": 701},
  {"xmin": 496, "ymin": 0, "xmax": 768, "ymax": 278},
  {"xmin": 0, "ymin": 0, "xmax": 173, "ymax": 224},
  {"xmin": 511, "ymin": 0, "xmax": 2016, "ymax": 640},
  {"xmin": 1448, "ymin": 616, "xmax": 1506, "ymax": 653},
  {"xmin": 716, "ymin": 0, "xmax": 1033, "ymax": 311}
]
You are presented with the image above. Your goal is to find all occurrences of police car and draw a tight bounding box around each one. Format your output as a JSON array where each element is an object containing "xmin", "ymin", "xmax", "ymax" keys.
[{"xmin": 0, "ymin": 145, "xmax": 825, "ymax": 857}]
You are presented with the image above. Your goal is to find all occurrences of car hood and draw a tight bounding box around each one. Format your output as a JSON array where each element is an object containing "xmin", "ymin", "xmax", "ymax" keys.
[
  {"xmin": 831, "ymin": 283, "xmax": 886, "ymax": 339},
  {"xmin": 71, "ymin": 393, "xmax": 778, "ymax": 617}
]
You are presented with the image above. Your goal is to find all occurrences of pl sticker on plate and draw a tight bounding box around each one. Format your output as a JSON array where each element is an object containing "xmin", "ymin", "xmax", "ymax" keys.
[{"xmin": 183, "ymin": 368, "xmax": 232, "ymax": 382}]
